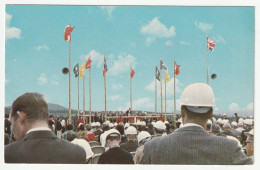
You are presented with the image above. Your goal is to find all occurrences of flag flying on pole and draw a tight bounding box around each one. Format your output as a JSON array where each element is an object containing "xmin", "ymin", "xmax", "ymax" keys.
[
  {"xmin": 160, "ymin": 59, "xmax": 168, "ymax": 70},
  {"xmin": 174, "ymin": 61, "xmax": 181, "ymax": 75},
  {"xmin": 207, "ymin": 37, "xmax": 216, "ymax": 51},
  {"xmin": 103, "ymin": 55, "xmax": 108, "ymax": 77},
  {"xmin": 85, "ymin": 56, "xmax": 92, "ymax": 69},
  {"xmin": 165, "ymin": 70, "xmax": 170, "ymax": 82},
  {"xmin": 64, "ymin": 24, "xmax": 75, "ymax": 42},
  {"xmin": 130, "ymin": 66, "xmax": 135, "ymax": 79},
  {"xmin": 73, "ymin": 63, "xmax": 79, "ymax": 77},
  {"xmin": 80, "ymin": 61, "xmax": 85, "ymax": 78},
  {"xmin": 156, "ymin": 66, "xmax": 160, "ymax": 81}
]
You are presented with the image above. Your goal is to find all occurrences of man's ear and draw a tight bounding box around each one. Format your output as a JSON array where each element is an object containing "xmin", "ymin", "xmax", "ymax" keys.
[
  {"xmin": 181, "ymin": 106, "xmax": 185, "ymax": 119},
  {"xmin": 17, "ymin": 111, "xmax": 26, "ymax": 124}
]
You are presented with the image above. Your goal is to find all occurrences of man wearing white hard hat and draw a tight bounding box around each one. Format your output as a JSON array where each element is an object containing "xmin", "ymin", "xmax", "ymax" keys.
[
  {"xmin": 153, "ymin": 121, "xmax": 166, "ymax": 138},
  {"xmin": 98, "ymin": 129, "xmax": 134, "ymax": 164},
  {"xmin": 140, "ymin": 83, "xmax": 252, "ymax": 164},
  {"xmin": 134, "ymin": 131, "xmax": 152, "ymax": 164},
  {"xmin": 241, "ymin": 119, "xmax": 253, "ymax": 147},
  {"xmin": 244, "ymin": 129, "xmax": 254, "ymax": 159},
  {"xmin": 120, "ymin": 126, "xmax": 139, "ymax": 152},
  {"xmin": 94, "ymin": 122, "xmax": 102, "ymax": 138},
  {"xmin": 90, "ymin": 122, "xmax": 96, "ymax": 132}
]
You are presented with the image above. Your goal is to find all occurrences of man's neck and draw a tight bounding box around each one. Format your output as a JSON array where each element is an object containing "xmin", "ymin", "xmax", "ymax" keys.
[
  {"xmin": 25, "ymin": 120, "xmax": 49, "ymax": 133},
  {"xmin": 184, "ymin": 120, "xmax": 207, "ymax": 129}
]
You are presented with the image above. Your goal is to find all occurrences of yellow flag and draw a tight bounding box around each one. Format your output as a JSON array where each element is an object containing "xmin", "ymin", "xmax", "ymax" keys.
[
  {"xmin": 165, "ymin": 70, "xmax": 170, "ymax": 82},
  {"xmin": 80, "ymin": 61, "xmax": 85, "ymax": 78}
]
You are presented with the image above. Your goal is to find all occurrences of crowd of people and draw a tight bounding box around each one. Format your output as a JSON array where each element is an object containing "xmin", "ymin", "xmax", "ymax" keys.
[{"xmin": 4, "ymin": 83, "xmax": 254, "ymax": 164}]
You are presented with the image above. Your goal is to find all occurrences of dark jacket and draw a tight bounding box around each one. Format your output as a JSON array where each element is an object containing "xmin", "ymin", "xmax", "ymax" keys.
[
  {"xmin": 5, "ymin": 131, "xmax": 86, "ymax": 163},
  {"xmin": 120, "ymin": 140, "xmax": 138, "ymax": 152},
  {"xmin": 98, "ymin": 147, "xmax": 134, "ymax": 164}
]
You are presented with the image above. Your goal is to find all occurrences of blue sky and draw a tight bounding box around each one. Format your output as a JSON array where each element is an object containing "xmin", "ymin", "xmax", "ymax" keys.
[{"xmin": 5, "ymin": 5, "xmax": 254, "ymax": 114}]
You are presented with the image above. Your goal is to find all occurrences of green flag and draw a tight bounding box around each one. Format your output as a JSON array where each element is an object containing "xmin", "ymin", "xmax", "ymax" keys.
[
  {"xmin": 156, "ymin": 66, "xmax": 160, "ymax": 81},
  {"xmin": 73, "ymin": 63, "xmax": 79, "ymax": 77}
]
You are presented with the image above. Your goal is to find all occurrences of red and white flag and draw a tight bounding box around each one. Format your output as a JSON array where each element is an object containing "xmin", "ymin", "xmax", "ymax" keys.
[
  {"xmin": 64, "ymin": 24, "xmax": 75, "ymax": 41},
  {"xmin": 174, "ymin": 61, "xmax": 180, "ymax": 75},
  {"xmin": 85, "ymin": 55, "xmax": 92, "ymax": 69},
  {"xmin": 103, "ymin": 55, "xmax": 108, "ymax": 77},
  {"xmin": 207, "ymin": 37, "xmax": 216, "ymax": 51},
  {"xmin": 130, "ymin": 66, "xmax": 135, "ymax": 79}
]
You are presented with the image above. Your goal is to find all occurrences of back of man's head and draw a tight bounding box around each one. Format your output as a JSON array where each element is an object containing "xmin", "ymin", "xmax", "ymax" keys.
[{"xmin": 11, "ymin": 92, "xmax": 49, "ymax": 122}]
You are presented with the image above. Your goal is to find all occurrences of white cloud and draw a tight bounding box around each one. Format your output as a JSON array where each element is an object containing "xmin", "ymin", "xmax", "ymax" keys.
[
  {"xmin": 109, "ymin": 54, "xmax": 137, "ymax": 76},
  {"xmin": 165, "ymin": 99, "xmax": 181, "ymax": 112},
  {"xmin": 100, "ymin": 6, "xmax": 116, "ymax": 17},
  {"xmin": 12, "ymin": 58, "xmax": 17, "ymax": 62},
  {"xmin": 165, "ymin": 40, "xmax": 173, "ymax": 46},
  {"xmin": 194, "ymin": 21, "xmax": 213, "ymax": 33},
  {"xmin": 180, "ymin": 41, "xmax": 191, "ymax": 45},
  {"xmin": 141, "ymin": 17, "xmax": 176, "ymax": 38},
  {"xmin": 5, "ymin": 79, "xmax": 10, "ymax": 84},
  {"xmin": 109, "ymin": 95, "xmax": 123, "ymax": 101},
  {"xmin": 229, "ymin": 103, "xmax": 239, "ymax": 110},
  {"xmin": 117, "ymin": 97, "xmax": 154, "ymax": 111},
  {"xmin": 145, "ymin": 78, "xmax": 182, "ymax": 97},
  {"xmin": 38, "ymin": 73, "xmax": 48, "ymax": 85},
  {"xmin": 51, "ymin": 80, "xmax": 59, "ymax": 85},
  {"xmin": 145, "ymin": 37, "xmax": 155, "ymax": 46},
  {"xmin": 246, "ymin": 103, "xmax": 253, "ymax": 110},
  {"xmin": 212, "ymin": 35, "xmax": 226, "ymax": 44},
  {"xmin": 5, "ymin": 13, "xmax": 21, "ymax": 40},
  {"xmin": 35, "ymin": 45, "xmax": 49, "ymax": 51},
  {"xmin": 112, "ymin": 83, "xmax": 123, "ymax": 90}
]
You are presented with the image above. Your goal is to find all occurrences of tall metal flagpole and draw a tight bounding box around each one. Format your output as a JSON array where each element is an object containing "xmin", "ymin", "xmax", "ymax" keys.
[
  {"xmin": 130, "ymin": 66, "xmax": 132, "ymax": 110},
  {"xmin": 69, "ymin": 40, "xmax": 72, "ymax": 124},
  {"xmin": 207, "ymin": 34, "xmax": 209, "ymax": 85},
  {"xmin": 83, "ymin": 74, "xmax": 85, "ymax": 123},
  {"xmin": 77, "ymin": 70, "xmax": 80, "ymax": 121},
  {"xmin": 104, "ymin": 68, "xmax": 107, "ymax": 121},
  {"xmin": 174, "ymin": 58, "xmax": 176, "ymax": 128},
  {"xmin": 155, "ymin": 66, "xmax": 157, "ymax": 114},
  {"xmin": 89, "ymin": 56, "xmax": 92, "ymax": 123},
  {"xmin": 160, "ymin": 58, "xmax": 163, "ymax": 114},
  {"xmin": 165, "ymin": 76, "xmax": 167, "ymax": 121}
]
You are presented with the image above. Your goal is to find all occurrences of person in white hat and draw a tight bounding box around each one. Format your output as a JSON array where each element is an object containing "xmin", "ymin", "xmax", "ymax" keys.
[
  {"xmin": 229, "ymin": 121, "xmax": 241, "ymax": 138},
  {"xmin": 134, "ymin": 131, "xmax": 152, "ymax": 164},
  {"xmin": 244, "ymin": 129, "xmax": 254, "ymax": 158},
  {"xmin": 140, "ymin": 83, "xmax": 252, "ymax": 164},
  {"xmin": 98, "ymin": 129, "xmax": 134, "ymax": 164},
  {"xmin": 222, "ymin": 122, "xmax": 242, "ymax": 148},
  {"xmin": 241, "ymin": 119, "xmax": 253, "ymax": 147},
  {"xmin": 94, "ymin": 122, "xmax": 102, "ymax": 138},
  {"xmin": 120, "ymin": 126, "xmax": 139, "ymax": 152},
  {"xmin": 153, "ymin": 121, "xmax": 166, "ymax": 138},
  {"xmin": 90, "ymin": 122, "xmax": 96, "ymax": 132},
  {"xmin": 223, "ymin": 113, "xmax": 228, "ymax": 120}
]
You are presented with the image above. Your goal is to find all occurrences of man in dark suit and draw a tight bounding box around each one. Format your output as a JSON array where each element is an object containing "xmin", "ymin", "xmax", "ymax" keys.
[
  {"xmin": 120, "ymin": 126, "xmax": 138, "ymax": 152},
  {"xmin": 140, "ymin": 83, "xmax": 252, "ymax": 165},
  {"xmin": 5, "ymin": 92, "xmax": 86, "ymax": 163}
]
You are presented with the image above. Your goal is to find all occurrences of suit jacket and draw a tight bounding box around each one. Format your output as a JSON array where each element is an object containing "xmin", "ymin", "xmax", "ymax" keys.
[
  {"xmin": 120, "ymin": 140, "xmax": 138, "ymax": 152},
  {"xmin": 5, "ymin": 131, "xmax": 86, "ymax": 163},
  {"xmin": 140, "ymin": 126, "xmax": 252, "ymax": 165}
]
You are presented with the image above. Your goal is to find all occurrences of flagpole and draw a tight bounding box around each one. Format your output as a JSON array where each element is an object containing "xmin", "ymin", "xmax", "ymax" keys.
[
  {"xmin": 77, "ymin": 71, "xmax": 80, "ymax": 122},
  {"xmin": 155, "ymin": 66, "xmax": 157, "ymax": 114},
  {"xmin": 83, "ymin": 74, "xmax": 85, "ymax": 124},
  {"xmin": 207, "ymin": 34, "xmax": 209, "ymax": 85},
  {"xmin": 89, "ymin": 56, "xmax": 92, "ymax": 123},
  {"xmin": 104, "ymin": 70, "xmax": 107, "ymax": 121},
  {"xmin": 68, "ymin": 40, "xmax": 72, "ymax": 124},
  {"xmin": 130, "ymin": 66, "xmax": 132, "ymax": 110},
  {"xmin": 160, "ymin": 58, "xmax": 163, "ymax": 114},
  {"xmin": 174, "ymin": 58, "xmax": 176, "ymax": 128},
  {"xmin": 165, "ymin": 76, "xmax": 167, "ymax": 121}
]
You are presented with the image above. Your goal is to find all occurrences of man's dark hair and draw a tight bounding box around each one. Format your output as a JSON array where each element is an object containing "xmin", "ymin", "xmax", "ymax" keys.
[
  {"xmin": 102, "ymin": 124, "xmax": 109, "ymax": 132},
  {"xmin": 79, "ymin": 124, "xmax": 85, "ymax": 131},
  {"xmin": 116, "ymin": 124, "xmax": 125, "ymax": 135},
  {"xmin": 11, "ymin": 92, "xmax": 49, "ymax": 122},
  {"xmin": 148, "ymin": 123, "xmax": 153, "ymax": 129},
  {"xmin": 66, "ymin": 124, "xmax": 74, "ymax": 131},
  {"xmin": 67, "ymin": 133, "xmax": 78, "ymax": 142},
  {"xmin": 165, "ymin": 123, "xmax": 171, "ymax": 131},
  {"xmin": 5, "ymin": 114, "xmax": 9, "ymax": 119},
  {"xmin": 86, "ymin": 124, "xmax": 91, "ymax": 131},
  {"xmin": 206, "ymin": 123, "xmax": 211, "ymax": 131},
  {"xmin": 182, "ymin": 105, "xmax": 213, "ymax": 120},
  {"xmin": 153, "ymin": 128, "xmax": 164, "ymax": 134}
]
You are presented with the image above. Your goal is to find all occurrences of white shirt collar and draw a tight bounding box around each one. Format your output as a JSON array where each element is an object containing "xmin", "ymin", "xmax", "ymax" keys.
[
  {"xmin": 181, "ymin": 123, "xmax": 204, "ymax": 129},
  {"xmin": 26, "ymin": 127, "xmax": 51, "ymax": 134}
]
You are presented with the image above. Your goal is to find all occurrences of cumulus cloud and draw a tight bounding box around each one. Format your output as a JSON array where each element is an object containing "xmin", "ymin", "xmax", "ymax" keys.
[
  {"xmin": 229, "ymin": 103, "xmax": 239, "ymax": 110},
  {"xmin": 165, "ymin": 40, "xmax": 173, "ymax": 46},
  {"xmin": 194, "ymin": 21, "xmax": 213, "ymax": 33},
  {"xmin": 109, "ymin": 54, "xmax": 137, "ymax": 76},
  {"xmin": 38, "ymin": 73, "xmax": 48, "ymax": 85},
  {"xmin": 109, "ymin": 95, "xmax": 123, "ymax": 101},
  {"xmin": 117, "ymin": 97, "xmax": 154, "ymax": 111},
  {"xmin": 180, "ymin": 41, "xmax": 191, "ymax": 45},
  {"xmin": 145, "ymin": 78, "xmax": 182, "ymax": 97},
  {"xmin": 12, "ymin": 58, "xmax": 17, "ymax": 62},
  {"xmin": 100, "ymin": 6, "xmax": 116, "ymax": 17},
  {"xmin": 35, "ymin": 45, "xmax": 49, "ymax": 51},
  {"xmin": 246, "ymin": 103, "xmax": 253, "ymax": 110},
  {"xmin": 112, "ymin": 83, "xmax": 123, "ymax": 90},
  {"xmin": 145, "ymin": 37, "xmax": 155, "ymax": 46},
  {"xmin": 6, "ymin": 12, "xmax": 21, "ymax": 40}
]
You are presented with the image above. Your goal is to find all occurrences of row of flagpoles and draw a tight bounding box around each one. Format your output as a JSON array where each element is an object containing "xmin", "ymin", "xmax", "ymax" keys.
[{"xmin": 64, "ymin": 24, "xmax": 216, "ymax": 125}]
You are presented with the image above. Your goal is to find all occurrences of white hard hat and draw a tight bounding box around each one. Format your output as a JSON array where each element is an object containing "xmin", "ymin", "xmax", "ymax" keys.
[
  {"xmin": 137, "ymin": 131, "xmax": 151, "ymax": 144},
  {"xmin": 222, "ymin": 119, "xmax": 229, "ymax": 124},
  {"xmin": 104, "ymin": 120, "xmax": 110, "ymax": 125},
  {"xmin": 114, "ymin": 122, "xmax": 118, "ymax": 126},
  {"xmin": 223, "ymin": 122, "xmax": 231, "ymax": 129},
  {"xmin": 238, "ymin": 122, "xmax": 243, "ymax": 127},
  {"xmin": 136, "ymin": 121, "xmax": 141, "ymax": 126},
  {"xmin": 105, "ymin": 129, "xmax": 121, "ymax": 141},
  {"xmin": 124, "ymin": 123, "xmax": 130, "ymax": 128},
  {"xmin": 154, "ymin": 121, "xmax": 166, "ymax": 131},
  {"xmin": 244, "ymin": 119, "xmax": 253, "ymax": 126},
  {"xmin": 217, "ymin": 118, "xmax": 223, "ymax": 124},
  {"xmin": 223, "ymin": 113, "xmax": 227, "ymax": 116},
  {"xmin": 245, "ymin": 129, "xmax": 254, "ymax": 136},
  {"xmin": 95, "ymin": 122, "xmax": 101, "ymax": 127},
  {"xmin": 141, "ymin": 121, "xmax": 146, "ymax": 126},
  {"xmin": 207, "ymin": 119, "xmax": 212, "ymax": 125},
  {"xmin": 91, "ymin": 122, "xmax": 96, "ymax": 126},
  {"xmin": 109, "ymin": 123, "xmax": 114, "ymax": 128},
  {"xmin": 212, "ymin": 117, "xmax": 216, "ymax": 123},
  {"xmin": 126, "ymin": 126, "xmax": 137, "ymax": 135},
  {"xmin": 164, "ymin": 121, "xmax": 169, "ymax": 124},
  {"xmin": 178, "ymin": 118, "xmax": 182, "ymax": 123},
  {"xmin": 231, "ymin": 121, "xmax": 238, "ymax": 127},
  {"xmin": 151, "ymin": 122, "xmax": 155, "ymax": 126},
  {"xmin": 180, "ymin": 83, "xmax": 215, "ymax": 108},
  {"xmin": 238, "ymin": 118, "xmax": 244, "ymax": 123}
]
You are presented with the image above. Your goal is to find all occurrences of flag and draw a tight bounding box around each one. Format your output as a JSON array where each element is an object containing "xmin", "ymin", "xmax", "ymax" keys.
[
  {"xmin": 103, "ymin": 55, "xmax": 108, "ymax": 77},
  {"xmin": 160, "ymin": 59, "xmax": 168, "ymax": 70},
  {"xmin": 73, "ymin": 63, "xmax": 79, "ymax": 77},
  {"xmin": 207, "ymin": 37, "xmax": 216, "ymax": 51},
  {"xmin": 80, "ymin": 61, "xmax": 85, "ymax": 78},
  {"xmin": 174, "ymin": 61, "xmax": 181, "ymax": 75},
  {"xmin": 130, "ymin": 66, "xmax": 135, "ymax": 79},
  {"xmin": 85, "ymin": 56, "xmax": 92, "ymax": 69},
  {"xmin": 156, "ymin": 66, "xmax": 160, "ymax": 81},
  {"xmin": 165, "ymin": 70, "xmax": 170, "ymax": 82},
  {"xmin": 64, "ymin": 24, "xmax": 75, "ymax": 42}
]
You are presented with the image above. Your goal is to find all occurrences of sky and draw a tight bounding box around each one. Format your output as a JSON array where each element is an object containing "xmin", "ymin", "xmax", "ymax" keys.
[{"xmin": 5, "ymin": 5, "xmax": 254, "ymax": 114}]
